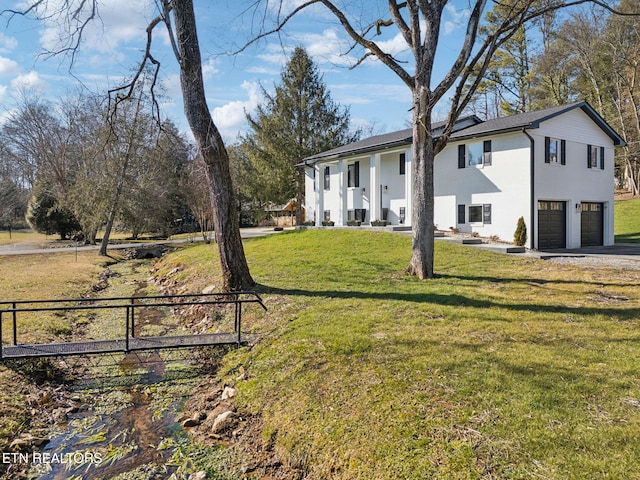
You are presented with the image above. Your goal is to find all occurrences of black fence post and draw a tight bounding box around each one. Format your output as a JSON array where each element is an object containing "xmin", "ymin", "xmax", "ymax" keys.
[
  {"xmin": 0, "ymin": 311, "xmax": 3, "ymax": 359},
  {"xmin": 130, "ymin": 298, "xmax": 136, "ymax": 338},
  {"xmin": 237, "ymin": 301, "xmax": 242, "ymax": 346},
  {"xmin": 125, "ymin": 305, "xmax": 130, "ymax": 352},
  {"xmin": 12, "ymin": 302, "xmax": 17, "ymax": 346}
]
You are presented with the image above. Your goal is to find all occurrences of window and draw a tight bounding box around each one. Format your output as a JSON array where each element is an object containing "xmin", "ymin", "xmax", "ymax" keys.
[
  {"xmin": 464, "ymin": 140, "xmax": 492, "ymax": 167},
  {"xmin": 463, "ymin": 204, "xmax": 492, "ymax": 224},
  {"xmin": 347, "ymin": 210, "xmax": 355, "ymax": 221},
  {"xmin": 588, "ymin": 145, "xmax": 605, "ymax": 170},
  {"xmin": 468, "ymin": 205, "xmax": 483, "ymax": 223},
  {"xmin": 399, "ymin": 153, "xmax": 406, "ymax": 175},
  {"xmin": 545, "ymin": 137, "xmax": 566, "ymax": 165},
  {"xmin": 468, "ymin": 143, "xmax": 483, "ymax": 166},
  {"xmin": 348, "ymin": 161, "xmax": 360, "ymax": 187},
  {"xmin": 324, "ymin": 166, "xmax": 330, "ymax": 190}
]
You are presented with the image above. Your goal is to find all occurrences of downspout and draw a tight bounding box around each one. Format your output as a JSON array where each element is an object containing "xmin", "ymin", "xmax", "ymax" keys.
[{"xmin": 523, "ymin": 129, "xmax": 535, "ymax": 250}]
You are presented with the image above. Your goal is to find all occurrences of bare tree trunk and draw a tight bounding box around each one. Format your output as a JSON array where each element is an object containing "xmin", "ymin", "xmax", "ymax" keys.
[
  {"xmin": 173, "ymin": 0, "xmax": 254, "ymax": 291},
  {"xmin": 407, "ymin": 87, "xmax": 435, "ymax": 279}
]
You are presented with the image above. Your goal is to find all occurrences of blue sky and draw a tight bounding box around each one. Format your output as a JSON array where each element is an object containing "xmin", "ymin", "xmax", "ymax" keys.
[{"xmin": 0, "ymin": 1, "xmax": 473, "ymax": 143}]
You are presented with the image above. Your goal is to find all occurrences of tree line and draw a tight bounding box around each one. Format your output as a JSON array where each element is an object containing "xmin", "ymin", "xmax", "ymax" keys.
[
  {"xmin": 473, "ymin": 0, "xmax": 640, "ymax": 194},
  {"xmin": 0, "ymin": 88, "xmax": 215, "ymax": 252}
]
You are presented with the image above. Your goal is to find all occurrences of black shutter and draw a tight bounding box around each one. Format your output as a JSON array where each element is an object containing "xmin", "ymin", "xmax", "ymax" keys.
[
  {"xmin": 458, "ymin": 145, "xmax": 466, "ymax": 169},
  {"xmin": 324, "ymin": 166, "xmax": 331, "ymax": 188},
  {"xmin": 560, "ymin": 140, "xmax": 566, "ymax": 165},
  {"xmin": 587, "ymin": 145, "xmax": 592, "ymax": 168},
  {"xmin": 483, "ymin": 204, "xmax": 492, "ymax": 224},
  {"xmin": 354, "ymin": 161, "xmax": 360, "ymax": 187},
  {"xmin": 483, "ymin": 140, "xmax": 492, "ymax": 166},
  {"xmin": 545, "ymin": 137, "xmax": 550, "ymax": 163},
  {"xmin": 399, "ymin": 153, "xmax": 406, "ymax": 175},
  {"xmin": 600, "ymin": 147, "xmax": 605, "ymax": 170},
  {"xmin": 457, "ymin": 204, "xmax": 465, "ymax": 224}
]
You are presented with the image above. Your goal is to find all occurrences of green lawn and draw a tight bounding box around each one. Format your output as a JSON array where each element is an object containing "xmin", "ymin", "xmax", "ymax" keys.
[
  {"xmin": 156, "ymin": 229, "xmax": 640, "ymax": 479},
  {"xmin": 615, "ymin": 197, "xmax": 640, "ymax": 243}
]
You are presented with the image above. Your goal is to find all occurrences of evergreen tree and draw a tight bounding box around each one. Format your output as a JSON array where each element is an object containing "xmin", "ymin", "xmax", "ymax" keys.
[{"xmin": 241, "ymin": 47, "xmax": 359, "ymax": 224}]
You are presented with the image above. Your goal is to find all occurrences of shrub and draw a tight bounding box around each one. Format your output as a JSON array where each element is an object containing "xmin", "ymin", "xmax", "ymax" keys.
[{"xmin": 514, "ymin": 216, "xmax": 527, "ymax": 246}]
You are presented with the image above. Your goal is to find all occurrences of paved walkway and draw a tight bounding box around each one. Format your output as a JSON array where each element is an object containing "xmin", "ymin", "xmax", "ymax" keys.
[{"xmin": 0, "ymin": 228, "xmax": 289, "ymax": 256}]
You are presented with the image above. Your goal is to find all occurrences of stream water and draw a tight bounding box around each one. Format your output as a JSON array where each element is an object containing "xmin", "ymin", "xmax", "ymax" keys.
[
  {"xmin": 29, "ymin": 352, "xmax": 197, "ymax": 479},
  {"xmin": 27, "ymin": 272, "xmax": 213, "ymax": 479}
]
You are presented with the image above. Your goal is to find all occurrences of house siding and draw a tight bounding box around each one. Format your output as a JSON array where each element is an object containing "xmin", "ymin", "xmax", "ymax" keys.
[
  {"xmin": 435, "ymin": 132, "xmax": 531, "ymax": 245},
  {"xmin": 533, "ymin": 109, "xmax": 615, "ymax": 248},
  {"xmin": 303, "ymin": 104, "xmax": 619, "ymax": 250}
]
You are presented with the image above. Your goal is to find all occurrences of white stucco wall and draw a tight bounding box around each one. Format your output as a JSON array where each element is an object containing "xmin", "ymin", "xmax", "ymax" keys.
[
  {"xmin": 304, "ymin": 107, "xmax": 616, "ymax": 247},
  {"xmin": 532, "ymin": 108, "xmax": 615, "ymax": 247},
  {"xmin": 434, "ymin": 132, "xmax": 532, "ymax": 244}
]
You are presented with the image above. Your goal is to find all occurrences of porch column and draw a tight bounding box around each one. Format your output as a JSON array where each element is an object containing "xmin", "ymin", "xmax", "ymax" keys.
[
  {"xmin": 315, "ymin": 164, "xmax": 324, "ymax": 227},
  {"xmin": 404, "ymin": 147, "xmax": 412, "ymax": 226},
  {"xmin": 339, "ymin": 159, "xmax": 348, "ymax": 225},
  {"xmin": 369, "ymin": 153, "xmax": 380, "ymax": 222}
]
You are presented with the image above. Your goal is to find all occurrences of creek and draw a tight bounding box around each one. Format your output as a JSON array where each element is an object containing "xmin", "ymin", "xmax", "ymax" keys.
[{"xmin": 26, "ymin": 259, "xmax": 222, "ymax": 479}]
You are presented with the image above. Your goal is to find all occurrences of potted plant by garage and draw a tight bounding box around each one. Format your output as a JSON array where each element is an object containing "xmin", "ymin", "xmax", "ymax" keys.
[{"xmin": 322, "ymin": 219, "xmax": 335, "ymax": 226}]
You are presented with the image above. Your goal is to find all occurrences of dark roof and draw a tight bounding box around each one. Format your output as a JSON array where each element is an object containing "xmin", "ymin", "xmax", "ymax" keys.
[{"xmin": 301, "ymin": 101, "xmax": 625, "ymax": 165}]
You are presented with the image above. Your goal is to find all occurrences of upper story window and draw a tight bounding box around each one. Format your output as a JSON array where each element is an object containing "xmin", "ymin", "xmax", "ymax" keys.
[
  {"xmin": 588, "ymin": 145, "xmax": 605, "ymax": 170},
  {"xmin": 458, "ymin": 140, "xmax": 492, "ymax": 168},
  {"xmin": 324, "ymin": 166, "xmax": 331, "ymax": 190},
  {"xmin": 348, "ymin": 161, "xmax": 360, "ymax": 187},
  {"xmin": 545, "ymin": 137, "xmax": 566, "ymax": 165},
  {"xmin": 399, "ymin": 153, "xmax": 406, "ymax": 175}
]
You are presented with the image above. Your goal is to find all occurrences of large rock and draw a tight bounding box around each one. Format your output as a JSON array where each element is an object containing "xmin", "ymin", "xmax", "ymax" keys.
[{"xmin": 212, "ymin": 410, "xmax": 236, "ymax": 433}]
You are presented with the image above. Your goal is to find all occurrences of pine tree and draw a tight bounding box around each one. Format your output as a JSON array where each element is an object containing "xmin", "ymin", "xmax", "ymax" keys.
[{"xmin": 242, "ymin": 47, "xmax": 359, "ymax": 224}]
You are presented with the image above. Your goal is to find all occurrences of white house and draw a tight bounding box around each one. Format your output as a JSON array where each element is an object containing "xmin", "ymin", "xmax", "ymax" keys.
[{"xmin": 301, "ymin": 102, "xmax": 625, "ymax": 250}]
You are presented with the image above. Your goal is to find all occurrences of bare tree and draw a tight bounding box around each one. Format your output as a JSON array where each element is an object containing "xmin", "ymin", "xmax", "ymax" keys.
[
  {"xmin": 2, "ymin": 0, "xmax": 254, "ymax": 290},
  {"xmin": 247, "ymin": 0, "xmax": 636, "ymax": 279}
]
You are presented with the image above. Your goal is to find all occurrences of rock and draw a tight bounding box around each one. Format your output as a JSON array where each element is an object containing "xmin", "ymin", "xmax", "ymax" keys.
[
  {"xmin": 202, "ymin": 285, "xmax": 217, "ymax": 295},
  {"xmin": 221, "ymin": 386, "xmax": 237, "ymax": 400},
  {"xmin": 212, "ymin": 410, "xmax": 236, "ymax": 433},
  {"xmin": 10, "ymin": 434, "xmax": 49, "ymax": 450},
  {"xmin": 182, "ymin": 417, "xmax": 200, "ymax": 428},
  {"xmin": 188, "ymin": 472, "xmax": 207, "ymax": 480}
]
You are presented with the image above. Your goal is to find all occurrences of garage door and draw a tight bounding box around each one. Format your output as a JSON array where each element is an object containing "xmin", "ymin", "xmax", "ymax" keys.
[
  {"xmin": 538, "ymin": 201, "xmax": 566, "ymax": 249},
  {"xmin": 581, "ymin": 202, "xmax": 603, "ymax": 246}
]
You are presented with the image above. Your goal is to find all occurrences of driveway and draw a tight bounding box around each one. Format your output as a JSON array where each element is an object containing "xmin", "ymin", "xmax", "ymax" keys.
[{"xmin": 0, "ymin": 227, "xmax": 290, "ymax": 256}]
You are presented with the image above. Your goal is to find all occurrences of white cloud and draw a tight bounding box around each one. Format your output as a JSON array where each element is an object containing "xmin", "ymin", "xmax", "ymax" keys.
[
  {"xmin": 300, "ymin": 29, "xmax": 355, "ymax": 67},
  {"xmin": 212, "ymin": 81, "xmax": 263, "ymax": 141},
  {"xmin": 0, "ymin": 33, "xmax": 18, "ymax": 53},
  {"xmin": 0, "ymin": 57, "xmax": 21, "ymax": 77},
  {"xmin": 444, "ymin": 4, "xmax": 471, "ymax": 35},
  {"xmin": 35, "ymin": 0, "xmax": 154, "ymax": 61},
  {"xmin": 11, "ymin": 71, "xmax": 48, "ymax": 92}
]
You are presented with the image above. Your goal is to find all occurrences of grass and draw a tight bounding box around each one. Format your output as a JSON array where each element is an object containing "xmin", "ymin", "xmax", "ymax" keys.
[
  {"xmin": 615, "ymin": 197, "xmax": 640, "ymax": 243},
  {"xmin": 0, "ymin": 251, "xmax": 106, "ymax": 453},
  {"xmin": 155, "ymin": 229, "xmax": 640, "ymax": 479}
]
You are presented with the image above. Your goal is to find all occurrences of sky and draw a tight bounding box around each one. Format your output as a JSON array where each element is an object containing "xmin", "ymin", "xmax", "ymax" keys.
[{"xmin": 0, "ymin": 1, "xmax": 474, "ymax": 143}]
